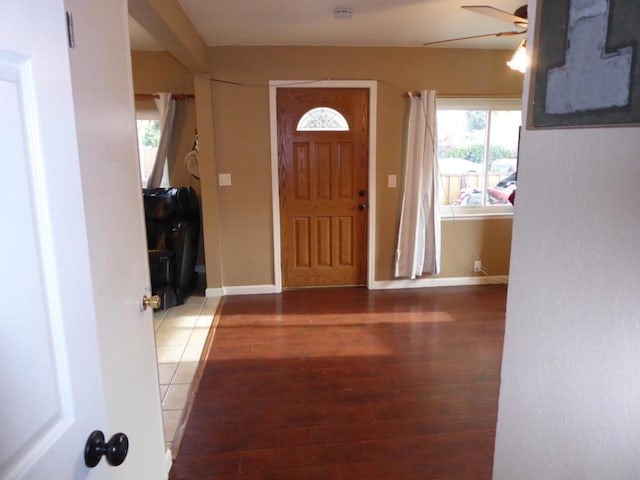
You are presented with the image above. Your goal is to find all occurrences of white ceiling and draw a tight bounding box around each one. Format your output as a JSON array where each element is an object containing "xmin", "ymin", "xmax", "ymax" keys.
[{"xmin": 130, "ymin": 0, "xmax": 528, "ymax": 51}]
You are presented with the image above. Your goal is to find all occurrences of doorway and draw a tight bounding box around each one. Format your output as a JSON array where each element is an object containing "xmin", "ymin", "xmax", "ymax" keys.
[{"xmin": 276, "ymin": 87, "xmax": 369, "ymax": 288}]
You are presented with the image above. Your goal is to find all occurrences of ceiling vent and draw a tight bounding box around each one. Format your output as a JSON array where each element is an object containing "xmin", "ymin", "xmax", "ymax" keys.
[{"xmin": 333, "ymin": 7, "xmax": 353, "ymax": 19}]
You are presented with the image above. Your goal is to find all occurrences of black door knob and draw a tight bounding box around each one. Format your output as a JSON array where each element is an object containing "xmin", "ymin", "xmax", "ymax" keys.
[
  {"xmin": 84, "ymin": 430, "xmax": 129, "ymax": 468},
  {"xmin": 358, "ymin": 203, "xmax": 367, "ymax": 211}
]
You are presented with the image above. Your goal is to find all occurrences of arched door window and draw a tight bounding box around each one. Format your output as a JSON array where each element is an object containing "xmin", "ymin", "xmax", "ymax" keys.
[{"xmin": 296, "ymin": 107, "xmax": 349, "ymax": 131}]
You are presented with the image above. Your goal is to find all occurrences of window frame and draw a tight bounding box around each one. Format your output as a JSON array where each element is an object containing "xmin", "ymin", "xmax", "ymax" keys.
[
  {"xmin": 296, "ymin": 106, "xmax": 350, "ymax": 131},
  {"xmin": 437, "ymin": 97, "xmax": 521, "ymax": 219}
]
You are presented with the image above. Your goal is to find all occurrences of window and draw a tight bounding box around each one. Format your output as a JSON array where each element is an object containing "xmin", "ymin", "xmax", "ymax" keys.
[
  {"xmin": 136, "ymin": 110, "xmax": 168, "ymax": 187},
  {"xmin": 437, "ymin": 98, "xmax": 521, "ymax": 216},
  {"xmin": 296, "ymin": 107, "xmax": 349, "ymax": 131}
]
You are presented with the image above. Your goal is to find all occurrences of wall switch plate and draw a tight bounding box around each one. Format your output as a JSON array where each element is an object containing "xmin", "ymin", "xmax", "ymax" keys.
[
  {"xmin": 218, "ymin": 173, "xmax": 231, "ymax": 186},
  {"xmin": 474, "ymin": 260, "xmax": 482, "ymax": 272},
  {"xmin": 388, "ymin": 174, "xmax": 397, "ymax": 188}
]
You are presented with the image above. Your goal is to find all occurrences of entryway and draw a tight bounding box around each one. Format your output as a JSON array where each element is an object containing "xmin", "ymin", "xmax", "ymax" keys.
[{"xmin": 276, "ymin": 87, "xmax": 370, "ymax": 288}]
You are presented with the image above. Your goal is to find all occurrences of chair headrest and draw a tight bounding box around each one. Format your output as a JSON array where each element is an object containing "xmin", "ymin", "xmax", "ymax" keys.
[{"xmin": 142, "ymin": 187, "xmax": 199, "ymax": 220}]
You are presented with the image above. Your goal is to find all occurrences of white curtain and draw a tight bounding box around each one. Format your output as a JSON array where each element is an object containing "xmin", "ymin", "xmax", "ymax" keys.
[
  {"xmin": 146, "ymin": 92, "xmax": 177, "ymax": 189},
  {"xmin": 394, "ymin": 90, "xmax": 441, "ymax": 279}
]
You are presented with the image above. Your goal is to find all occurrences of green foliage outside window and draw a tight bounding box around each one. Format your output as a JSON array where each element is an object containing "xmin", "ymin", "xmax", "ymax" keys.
[
  {"xmin": 466, "ymin": 110, "xmax": 486, "ymax": 131},
  {"xmin": 142, "ymin": 120, "xmax": 160, "ymax": 148},
  {"xmin": 439, "ymin": 144, "xmax": 515, "ymax": 165}
]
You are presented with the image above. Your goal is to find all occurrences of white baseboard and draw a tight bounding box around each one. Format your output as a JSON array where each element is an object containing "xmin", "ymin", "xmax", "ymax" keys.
[
  {"xmin": 223, "ymin": 284, "xmax": 280, "ymax": 296},
  {"xmin": 371, "ymin": 275, "xmax": 508, "ymax": 290},
  {"xmin": 207, "ymin": 278, "xmax": 506, "ymax": 296},
  {"xmin": 205, "ymin": 287, "xmax": 224, "ymax": 297},
  {"xmin": 164, "ymin": 447, "xmax": 173, "ymax": 475}
]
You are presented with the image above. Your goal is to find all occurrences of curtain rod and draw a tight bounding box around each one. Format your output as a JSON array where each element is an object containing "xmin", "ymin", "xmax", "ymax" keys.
[
  {"xmin": 437, "ymin": 93, "xmax": 521, "ymax": 98},
  {"xmin": 134, "ymin": 93, "xmax": 194, "ymax": 100},
  {"xmin": 406, "ymin": 92, "xmax": 520, "ymax": 99}
]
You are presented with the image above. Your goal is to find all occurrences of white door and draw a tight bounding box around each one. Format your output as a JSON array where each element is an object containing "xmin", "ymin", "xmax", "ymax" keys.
[
  {"xmin": 64, "ymin": 0, "xmax": 167, "ymax": 477},
  {"xmin": 0, "ymin": 1, "xmax": 166, "ymax": 479},
  {"xmin": 0, "ymin": 1, "xmax": 113, "ymax": 479}
]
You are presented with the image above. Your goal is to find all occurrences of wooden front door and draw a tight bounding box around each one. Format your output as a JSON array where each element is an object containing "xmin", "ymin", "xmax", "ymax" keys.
[{"xmin": 277, "ymin": 88, "xmax": 369, "ymax": 287}]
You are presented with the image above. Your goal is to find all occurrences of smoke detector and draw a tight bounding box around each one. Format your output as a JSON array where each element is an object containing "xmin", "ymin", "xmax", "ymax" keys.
[{"xmin": 333, "ymin": 7, "xmax": 353, "ymax": 19}]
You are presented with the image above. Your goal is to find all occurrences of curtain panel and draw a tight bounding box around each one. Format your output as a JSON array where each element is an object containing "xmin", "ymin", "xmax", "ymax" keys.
[
  {"xmin": 394, "ymin": 90, "xmax": 441, "ymax": 279},
  {"xmin": 146, "ymin": 92, "xmax": 177, "ymax": 189}
]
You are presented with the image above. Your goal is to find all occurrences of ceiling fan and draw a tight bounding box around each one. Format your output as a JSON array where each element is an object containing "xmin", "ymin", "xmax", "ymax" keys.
[
  {"xmin": 424, "ymin": 4, "xmax": 528, "ymax": 47},
  {"xmin": 423, "ymin": 4, "xmax": 529, "ymax": 72}
]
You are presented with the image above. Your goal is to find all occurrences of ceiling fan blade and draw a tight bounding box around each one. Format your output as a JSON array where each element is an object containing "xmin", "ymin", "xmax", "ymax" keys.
[
  {"xmin": 462, "ymin": 5, "xmax": 528, "ymax": 26},
  {"xmin": 423, "ymin": 30, "xmax": 524, "ymax": 47}
]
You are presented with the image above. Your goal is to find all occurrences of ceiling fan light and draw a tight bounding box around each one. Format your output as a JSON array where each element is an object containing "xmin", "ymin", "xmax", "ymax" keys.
[{"xmin": 507, "ymin": 39, "xmax": 528, "ymax": 73}]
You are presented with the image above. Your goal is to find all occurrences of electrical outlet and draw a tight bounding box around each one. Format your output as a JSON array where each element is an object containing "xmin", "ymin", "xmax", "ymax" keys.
[{"xmin": 473, "ymin": 260, "xmax": 482, "ymax": 272}]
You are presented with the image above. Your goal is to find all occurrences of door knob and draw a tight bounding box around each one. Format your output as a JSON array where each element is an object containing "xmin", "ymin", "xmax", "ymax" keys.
[
  {"xmin": 84, "ymin": 430, "xmax": 129, "ymax": 468},
  {"xmin": 142, "ymin": 294, "xmax": 161, "ymax": 310},
  {"xmin": 358, "ymin": 203, "xmax": 367, "ymax": 211}
]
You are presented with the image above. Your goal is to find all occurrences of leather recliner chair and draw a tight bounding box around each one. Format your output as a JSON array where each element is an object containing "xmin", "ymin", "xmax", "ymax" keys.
[{"xmin": 142, "ymin": 187, "xmax": 200, "ymax": 309}]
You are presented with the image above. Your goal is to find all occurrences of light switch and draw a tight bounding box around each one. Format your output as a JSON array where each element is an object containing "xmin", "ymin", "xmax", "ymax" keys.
[
  {"xmin": 388, "ymin": 174, "xmax": 397, "ymax": 188},
  {"xmin": 218, "ymin": 173, "xmax": 231, "ymax": 186}
]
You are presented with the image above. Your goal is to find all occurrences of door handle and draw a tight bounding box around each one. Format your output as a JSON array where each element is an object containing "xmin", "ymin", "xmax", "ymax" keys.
[
  {"xmin": 358, "ymin": 203, "xmax": 367, "ymax": 211},
  {"xmin": 142, "ymin": 294, "xmax": 161, "ymax": 310},
  {"xmin": 84, "ymin": 430, "xmax": 129, "ymax": 468}
]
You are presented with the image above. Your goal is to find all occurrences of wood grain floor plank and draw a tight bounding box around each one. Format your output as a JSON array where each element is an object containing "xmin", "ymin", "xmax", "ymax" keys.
[{"xmin": 169, "ymin": 285, "xmax": 506, "ymax": 480}]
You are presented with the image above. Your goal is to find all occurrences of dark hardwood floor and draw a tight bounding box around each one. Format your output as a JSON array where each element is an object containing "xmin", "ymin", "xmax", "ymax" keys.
[{"xmin": 169, "ymin": 285, "xmax": 506, "ymax": 480}]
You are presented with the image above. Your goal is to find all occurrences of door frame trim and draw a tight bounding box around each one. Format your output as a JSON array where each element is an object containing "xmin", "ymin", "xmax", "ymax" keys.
[{"xmin": 269, "ymin": 80, "xmax": 377, "ymax": 292}]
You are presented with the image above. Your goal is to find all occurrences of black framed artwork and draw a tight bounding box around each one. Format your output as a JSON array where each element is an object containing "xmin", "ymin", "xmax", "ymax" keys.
[{"xmin": 529, "ymin": 0, "xmax": 640, "ymax": 128}]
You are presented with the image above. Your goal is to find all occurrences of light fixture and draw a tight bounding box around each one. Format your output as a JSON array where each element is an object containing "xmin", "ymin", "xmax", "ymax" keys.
[{"xmin": 507, "ymin": 39, "xmax": 528, "ymax": 73}]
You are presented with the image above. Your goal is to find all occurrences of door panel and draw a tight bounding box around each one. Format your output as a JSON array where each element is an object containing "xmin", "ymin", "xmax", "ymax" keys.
[
  {"xmin": 317, "ymin": 216, "xmax": 332, "ymax": 266},
  {"xmin": 316, "ymin": 143, "xmax": 331, "ymax": 198},
  {"xmin": 0, "ymin": 2, "xmax": 111, "ymax": 479},
  {"xmin": 64, "ymin": 0, "xmax": 167, "ymax": 477},
  {"xmin": 294, "ymin": 218, "xmax": 310, "ymax": 267},
  {"xmin": 338, "ymin": 216, "xmax": 354, "ymax": 265},
  {"xmin": 294, "ymin": 143, "xmax": 311, "ymax": 199},
  {"xmin": 337, "ymin": 143, "xmax": 354, "ymax": 198},
  {"xmin": 278, "ymin": 88, "xmax": 368, "ymax": 287}
]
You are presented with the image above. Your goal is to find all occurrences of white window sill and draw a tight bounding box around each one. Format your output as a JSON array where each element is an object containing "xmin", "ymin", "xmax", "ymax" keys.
[{"xmin": 440, "ymin": 206, "xmax": 513, "ymax": 220}]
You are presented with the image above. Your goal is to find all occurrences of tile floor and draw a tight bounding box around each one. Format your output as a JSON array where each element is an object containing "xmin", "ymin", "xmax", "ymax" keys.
[{"xmin": 153, "ymin": 295, "xmax": 220, "ymax": 453}]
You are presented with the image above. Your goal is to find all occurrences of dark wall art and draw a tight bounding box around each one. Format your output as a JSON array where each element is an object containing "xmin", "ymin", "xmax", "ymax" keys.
[{"xmin": 530, "ymin": 0, "xmax": 640, "ymax": 128}]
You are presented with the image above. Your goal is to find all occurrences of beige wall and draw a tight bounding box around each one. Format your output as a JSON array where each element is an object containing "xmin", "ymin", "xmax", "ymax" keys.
[
  {"xmin": 207, "ymin": 46, "xmax": 522, "ymax": 286},
  {"xmin": 495, "ymin": 1, "xmax": 640, "ymax": 475},
  {"xmin": 130, "ymin": 48, "xmax": 521, "ymax": 288}
]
